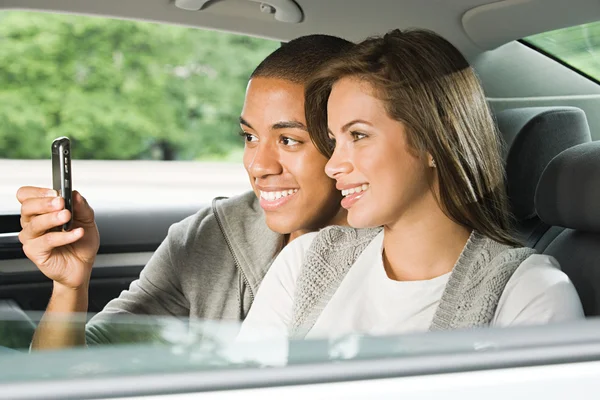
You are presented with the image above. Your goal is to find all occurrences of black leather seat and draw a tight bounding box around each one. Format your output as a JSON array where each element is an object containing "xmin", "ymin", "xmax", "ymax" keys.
[
  {"xmin": 535, "ymin": 141, "xmax": 600, "ymax": 316},
  {"xmin": 496, "ymin": 107, "xmax": 591, "ymax": 247}
]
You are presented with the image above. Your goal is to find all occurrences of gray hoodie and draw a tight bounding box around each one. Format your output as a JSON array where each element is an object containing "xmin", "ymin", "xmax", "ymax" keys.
[{"xmin": 86, "ymin": 191, "xmax": 283, "ymax": 344}]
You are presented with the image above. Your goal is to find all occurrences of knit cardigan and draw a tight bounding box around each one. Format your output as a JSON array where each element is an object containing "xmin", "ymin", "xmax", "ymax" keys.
[{"xmin": 290, "ymin": 226, "xmax": 534, "ymax": 338}]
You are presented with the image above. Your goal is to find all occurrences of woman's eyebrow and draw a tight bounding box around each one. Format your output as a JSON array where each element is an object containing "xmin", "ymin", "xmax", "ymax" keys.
[
  {"xmin": 272, "ymin": 120, "xmax": 308, "ymax": 131},
  {"xmin": 341, "ymin": 119, "xmax": 372, "ymax": 132}
]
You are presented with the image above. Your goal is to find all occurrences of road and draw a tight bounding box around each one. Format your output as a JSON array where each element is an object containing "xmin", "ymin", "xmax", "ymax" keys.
[{"xmin": 0, "ymin": 160, "xmax": 252, "ymax": 214}]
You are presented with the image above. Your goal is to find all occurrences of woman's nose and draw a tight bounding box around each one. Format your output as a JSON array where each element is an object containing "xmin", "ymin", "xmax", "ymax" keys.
[{"xmin": 325, "ymin": 145, "xmax": 353, "ymax": 180}]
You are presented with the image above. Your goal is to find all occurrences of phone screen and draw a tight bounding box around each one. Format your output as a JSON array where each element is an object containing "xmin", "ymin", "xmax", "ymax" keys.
[{"xmin": 51, "ymin": 137, "xmax": 73, "ymax": 231}]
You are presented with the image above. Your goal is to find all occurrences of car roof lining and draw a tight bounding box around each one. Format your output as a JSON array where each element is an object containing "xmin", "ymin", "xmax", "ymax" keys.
[
  {"xmin": 1, "ymin": 0, "xmax": 599, "ymax": 58},
  {"xmin": 3, "ymin": 0, "xmax": 600, "ymax": 140},
  {"xmin": 463, "ymin": 0, "xmax": 600, "ymax": 50}
]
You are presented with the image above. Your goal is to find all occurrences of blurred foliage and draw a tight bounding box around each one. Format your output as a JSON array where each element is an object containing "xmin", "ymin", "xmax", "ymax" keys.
[
  {"xmin": 0, "ymin": 11, "xmax": 279, "ymax": 160},
  {"xmin": 525, "ymin": 21, "xmax": 600, "ymax": 82}
]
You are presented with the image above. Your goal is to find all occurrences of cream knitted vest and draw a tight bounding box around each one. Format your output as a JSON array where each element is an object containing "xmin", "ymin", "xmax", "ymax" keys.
[{"xmin": 290, "ymin": 226, "xmax": 534, "ymax": 338}]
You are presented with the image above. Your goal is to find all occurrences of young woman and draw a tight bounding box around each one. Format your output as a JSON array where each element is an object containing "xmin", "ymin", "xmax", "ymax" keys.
[{"xmin": 239, "ymin": 29, "xmax": 584, "ymax": 341}]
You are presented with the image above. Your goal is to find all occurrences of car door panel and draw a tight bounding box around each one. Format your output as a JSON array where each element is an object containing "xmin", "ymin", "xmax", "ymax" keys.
[{"xmin": 0, "ymin": 206, "xmax": 199, "ymax": 314}]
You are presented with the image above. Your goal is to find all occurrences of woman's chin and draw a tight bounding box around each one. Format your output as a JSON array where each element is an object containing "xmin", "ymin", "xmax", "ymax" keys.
[{"xmin": 347, "ymin": 211, "xmax": 381, "ymax": 229}]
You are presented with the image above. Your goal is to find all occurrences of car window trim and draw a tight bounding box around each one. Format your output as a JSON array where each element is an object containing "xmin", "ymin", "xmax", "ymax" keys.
[{"xmin": 2, "ymin": 319, "xmax": 600, "ymax": 399}]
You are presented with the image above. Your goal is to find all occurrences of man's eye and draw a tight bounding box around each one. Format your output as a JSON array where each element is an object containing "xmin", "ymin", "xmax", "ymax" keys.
[
  {"xmin": 239, "ymin": 131, "xmax": 258, "ymax": 143},
  {"xmin": 281, "ymin": 136, "xmax": 301, "ymax": 146}
]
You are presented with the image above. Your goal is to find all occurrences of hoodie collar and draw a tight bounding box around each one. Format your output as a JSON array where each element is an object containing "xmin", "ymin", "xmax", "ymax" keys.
[{"xmin": 212, "ymin": 191, "xmax": 283, "ymax": 294}]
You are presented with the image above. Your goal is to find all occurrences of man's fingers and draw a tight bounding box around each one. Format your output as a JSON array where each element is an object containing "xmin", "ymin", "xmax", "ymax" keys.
[
  {"xmin": 19, "ymin": 189, "xmax": 94, "ymax": 233},
  {"xmin": 22, "ymin": 228, "xmax": 85, "ymax": 258},
  {"xmin": 19, "ymin": 210, "xmax": 72, "ymax": 242},
  {"xmin": 20, "ymin": 196, "xmax": 64, "ymax": 226},
  {"xmin": 18, "ymin": 187, "xmax": 61, "ymax": 227},
  {"xmin": 16, "ymin": 186, "xmax": 57, "ymax": 204},
  {"xmin": 72, "ymin": 191, "xmax": 95, "ymax": 224}
]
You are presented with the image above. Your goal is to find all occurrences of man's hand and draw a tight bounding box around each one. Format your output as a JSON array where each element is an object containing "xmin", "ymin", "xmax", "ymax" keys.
[{"xmin": 17, "ymin": 187, "xmax": 100, "ymax": 290}]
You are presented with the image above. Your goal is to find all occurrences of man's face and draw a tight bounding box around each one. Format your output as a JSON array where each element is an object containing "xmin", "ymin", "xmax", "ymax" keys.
[{"xmin": 241, "ymin": 77, "xmax": 343, "ymax": 240}]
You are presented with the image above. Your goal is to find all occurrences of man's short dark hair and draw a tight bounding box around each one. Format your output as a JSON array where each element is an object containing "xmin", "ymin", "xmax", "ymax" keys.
[{"xmin": 250, "ymin": 34, "xmax": 354, "ymax": 84}]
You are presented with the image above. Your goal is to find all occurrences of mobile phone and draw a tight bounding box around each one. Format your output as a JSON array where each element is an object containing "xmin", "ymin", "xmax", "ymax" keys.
[{"xmin": 52, "ymin": 137, "xmax": 73, "ymax": 231}]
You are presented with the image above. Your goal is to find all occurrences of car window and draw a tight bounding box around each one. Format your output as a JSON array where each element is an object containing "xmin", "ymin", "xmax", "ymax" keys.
[
  {"xmin": 0, "ymin": 11, "xmax": 278, "ymax": 213},
  {"xmin": 1, "ymin": 311, "xmax": 600, "ymax": 396},
  {"xmin": 524, "ymin": 21, "xmax": 600, "ymax": 83}
]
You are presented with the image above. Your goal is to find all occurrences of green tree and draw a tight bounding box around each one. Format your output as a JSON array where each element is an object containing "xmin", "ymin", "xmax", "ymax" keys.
[
  {"xmin": 526, "ymin": 21, "xmax": 600, "ymax": 82},
  {"xmin": 0, "ymin": 11, "xmax": 279, "ymax": 160}
]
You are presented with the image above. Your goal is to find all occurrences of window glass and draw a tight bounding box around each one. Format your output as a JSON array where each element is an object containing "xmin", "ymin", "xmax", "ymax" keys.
[
  {"xmin": 524, "ymin": 21, "xmax": 600, "ymax": 82},
  {"xmin": 0, "ymin": 11, "xmax": 278, "ymax": 212},
  {"xmin": 1, "ymin": 311, "xmax": 598, "ymax": 388}
]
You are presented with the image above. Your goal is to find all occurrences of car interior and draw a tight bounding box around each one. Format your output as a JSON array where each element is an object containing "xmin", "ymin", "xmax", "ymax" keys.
[
  {"xmin": 497, "ymin": 106, "xmax": 592, "ymax": 248},
  {"xmin": 0, "ymin": 0, "xmax": 599, "ymax": 354},
  {"xmin": 535, "ymin": 141, "xmax": 600, "ymax": 316}
]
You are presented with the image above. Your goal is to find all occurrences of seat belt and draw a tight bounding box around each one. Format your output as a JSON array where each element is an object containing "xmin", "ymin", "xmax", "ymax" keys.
[{"xmin": 526, "ymin": 222, "xmax": 551, "ymax": 249}]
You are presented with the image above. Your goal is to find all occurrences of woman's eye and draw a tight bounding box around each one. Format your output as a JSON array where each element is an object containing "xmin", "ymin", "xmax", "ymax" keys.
[
  {"xmin": 281, "ymin": 136, "xmax": 301, "ymax": 146},
  {"xmin": 351, "ymin": 131, "xmax": 367, "ymax": 141}
]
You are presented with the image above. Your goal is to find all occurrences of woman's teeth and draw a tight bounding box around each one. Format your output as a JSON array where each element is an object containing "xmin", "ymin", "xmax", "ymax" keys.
[
  {"xmin": 260, "ymin": 189, "xmax": 298, "ymax": 201},
  {"xmin": 341, "ymin": 184, "xmax": 369, "ymax": 197}
]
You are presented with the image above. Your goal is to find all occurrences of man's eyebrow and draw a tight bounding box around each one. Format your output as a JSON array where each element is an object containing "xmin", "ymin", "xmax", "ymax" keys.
[
  {"xmin": 239, "ymin": 117, "xmax": 253, "ymax": 129},
  {"xmin": 272, "ymin": 120, "xmax": 308, "ymax": 131}
]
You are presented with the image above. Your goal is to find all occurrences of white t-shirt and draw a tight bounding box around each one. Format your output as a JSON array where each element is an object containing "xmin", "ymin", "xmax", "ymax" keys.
[{"xmin": 238, "ymin": 231, "xmax": 584, "ymax": 342}]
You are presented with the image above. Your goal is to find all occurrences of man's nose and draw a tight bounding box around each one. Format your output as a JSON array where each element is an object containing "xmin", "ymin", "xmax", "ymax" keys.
[{"xmin": 247, "ymin": 142, "xmax": 283, "ymax": 178}]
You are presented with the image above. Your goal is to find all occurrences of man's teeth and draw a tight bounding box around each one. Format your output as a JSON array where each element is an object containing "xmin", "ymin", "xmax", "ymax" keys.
[
  {"xmin": 260, "ymin": 189, "xmax": 298, "ymax": 201},
  {"xmin": 341, "ymin": 184, "xmax": 369, "ymax": 197}
]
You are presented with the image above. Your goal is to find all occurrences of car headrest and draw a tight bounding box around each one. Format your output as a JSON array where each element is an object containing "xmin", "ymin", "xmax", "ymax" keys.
[
  {"xmin": 535, "ymin": 141, "xmax": 600, "ymax": 232},
  {"xmin": 496, "ymin": 107, "xmax": 591, "ymax": 220}
]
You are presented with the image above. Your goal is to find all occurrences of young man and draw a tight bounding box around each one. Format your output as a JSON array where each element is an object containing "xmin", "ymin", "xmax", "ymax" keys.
[{"xmin": 17, "ymin": 34, "xmax": 353, "ymax": 349}]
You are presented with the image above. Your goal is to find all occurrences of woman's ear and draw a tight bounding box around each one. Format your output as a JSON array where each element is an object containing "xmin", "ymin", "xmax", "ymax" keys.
[{"xmin": 428, "ymin": 153, "xmax": 436, "ymax": 168}]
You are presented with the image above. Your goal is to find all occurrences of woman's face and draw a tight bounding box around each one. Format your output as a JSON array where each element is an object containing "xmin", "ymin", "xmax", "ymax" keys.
[
  {"xmin": 325, "ymin": 77, "xmax": 436, "ymax": 229},
  {"xmin": 241, "ymin": 77, "xmax": 344, "ymax": 239}
]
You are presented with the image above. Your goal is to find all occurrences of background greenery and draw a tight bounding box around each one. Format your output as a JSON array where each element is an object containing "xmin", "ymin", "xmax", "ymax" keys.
[
  {"xmin": 0, "ymin": 11, "xmax": 279, "ymax": 160},
  {"xmin": 2, "ymin": 12, "xmax": 597, "ymax": 161},
  {"xmin": 525, "ymin": 21, "xmax": 600, "ymax": 82}
]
